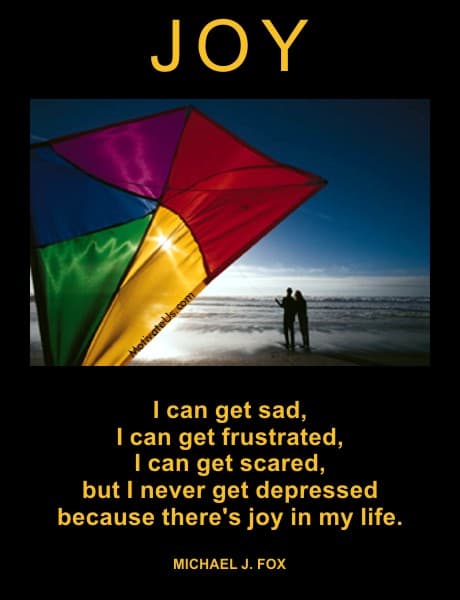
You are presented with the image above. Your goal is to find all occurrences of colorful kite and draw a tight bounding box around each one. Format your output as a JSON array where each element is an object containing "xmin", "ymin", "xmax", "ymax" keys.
[{"xmin": 30, "ymin": 106, "xmax": 326, "ymax": 365}]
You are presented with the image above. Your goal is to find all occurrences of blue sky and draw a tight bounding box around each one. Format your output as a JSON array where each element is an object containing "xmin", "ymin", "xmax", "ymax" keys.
[{"xmin": 30, "ymin": 99, "xmax": 430, "ymax": 296}]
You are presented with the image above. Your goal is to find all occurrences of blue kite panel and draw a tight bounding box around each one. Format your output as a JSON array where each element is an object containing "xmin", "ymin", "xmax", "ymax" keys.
[{"xmin": 31, "ymin": 146, "xmax": 157, "ymax": 247}]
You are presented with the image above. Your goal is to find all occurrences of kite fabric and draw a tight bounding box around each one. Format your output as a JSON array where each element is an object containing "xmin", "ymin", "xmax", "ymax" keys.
[{"xmin": 30, "ymin": 106, "xmax": 327, "ymax": 366}]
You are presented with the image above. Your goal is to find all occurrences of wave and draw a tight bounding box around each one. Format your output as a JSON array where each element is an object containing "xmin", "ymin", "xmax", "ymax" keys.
[
  {"xmin": 195, "ymin": 295, "xmax": 430, "ymax": 302},
  {"xmin": 30, "ymin": 294, "xmax": 430, "ymax": 359}
]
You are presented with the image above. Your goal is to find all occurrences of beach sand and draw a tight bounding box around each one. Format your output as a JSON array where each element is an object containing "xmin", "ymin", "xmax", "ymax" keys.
[
  {"xmin": 129, "ymin": 350, "xmax": 429, "ymax": 366},
  {"xmin": 30, "ymin": 347, "xmax": 429, "ymax": 367},
  {"xmin": 30, "ymin": 295, "xmax": 429, "ymax": 367}
]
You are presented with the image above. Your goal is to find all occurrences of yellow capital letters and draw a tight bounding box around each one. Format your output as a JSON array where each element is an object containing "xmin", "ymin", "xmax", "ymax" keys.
[
  {"xmin": 151, "ymin": 19, "xmax": 180, "ymax": 72},
  {"xmin": 262, "ymin": 19, "xmax": 308, "ymax": 71},
  {"xmin": 198, "ymin": 19, "xmax": 248, "ymax": 72}
]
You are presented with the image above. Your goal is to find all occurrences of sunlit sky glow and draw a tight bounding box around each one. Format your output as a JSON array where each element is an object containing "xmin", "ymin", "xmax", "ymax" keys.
[{"xmin": 201, "ymin": 261, "xmax": 429, "ymax": 297}]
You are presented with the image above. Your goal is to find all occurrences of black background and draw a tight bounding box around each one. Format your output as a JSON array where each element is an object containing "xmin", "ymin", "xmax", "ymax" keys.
[{"xmin": 26, "ymin": 10, "xmax": 433, "ymax": 590}]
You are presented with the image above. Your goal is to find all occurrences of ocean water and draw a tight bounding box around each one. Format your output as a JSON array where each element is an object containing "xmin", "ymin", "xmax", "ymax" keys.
[{"xmin": 30, "ymin": 296, "xmax": 430, "ymax": 364}]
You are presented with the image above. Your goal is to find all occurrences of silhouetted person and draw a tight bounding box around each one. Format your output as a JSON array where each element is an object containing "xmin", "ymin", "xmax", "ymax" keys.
[
  {"xmin": 294, "ymin": 290, "xmax": 310, "ymax": 351},
  {"xmin": 275, "ymin": 288, "xmax": 296, "ymax": 349}
]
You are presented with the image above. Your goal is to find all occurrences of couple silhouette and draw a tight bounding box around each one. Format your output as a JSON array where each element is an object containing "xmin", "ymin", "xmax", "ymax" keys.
[{"xmin": 275, "ymin": 288, "xmax": 310, "ymax": 351}]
